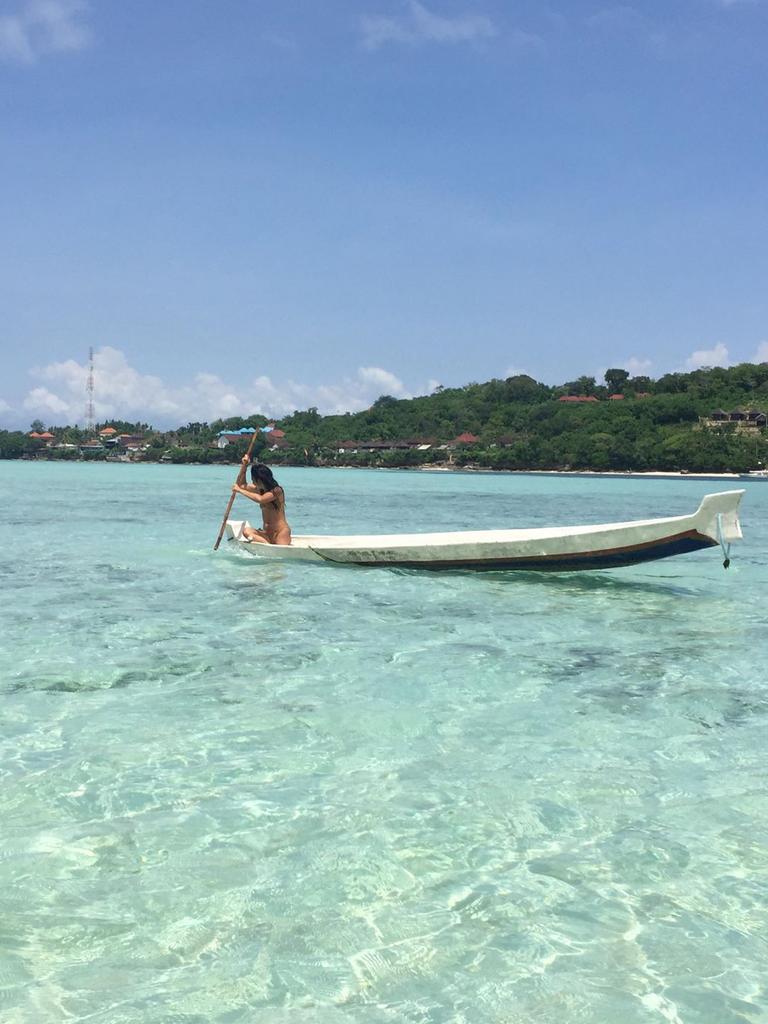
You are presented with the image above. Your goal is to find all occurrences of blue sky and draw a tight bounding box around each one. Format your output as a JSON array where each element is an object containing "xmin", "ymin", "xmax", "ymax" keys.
[{"xmin": 1, "ymin": 0, "xmax": 766, "ymax": 427}]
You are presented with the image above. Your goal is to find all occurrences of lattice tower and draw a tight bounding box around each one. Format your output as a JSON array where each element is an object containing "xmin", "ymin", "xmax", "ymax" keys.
[{"xmin": 85, "ymin": 347, "xmax": 95, "ymax": 433}]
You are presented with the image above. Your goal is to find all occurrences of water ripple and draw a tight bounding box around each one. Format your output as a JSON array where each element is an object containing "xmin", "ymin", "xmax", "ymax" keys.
[{"xmin": 0, "ymin": 464, "xmax": 766, "ymax": 1022}]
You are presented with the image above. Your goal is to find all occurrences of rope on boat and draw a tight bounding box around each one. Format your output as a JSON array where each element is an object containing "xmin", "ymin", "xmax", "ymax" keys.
[{"xmin": 716, "ymin": 512, "xmax": 731, "ymax": 569}]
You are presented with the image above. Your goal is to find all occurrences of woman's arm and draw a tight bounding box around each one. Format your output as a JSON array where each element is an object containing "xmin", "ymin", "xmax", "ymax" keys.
[
  {"xmin": 235, "ymin": 454, "xmax": 249, "ymax": 487},
  {"xmin": 231, "ymin": 485, "xmax": 276, "ymax": 506}
]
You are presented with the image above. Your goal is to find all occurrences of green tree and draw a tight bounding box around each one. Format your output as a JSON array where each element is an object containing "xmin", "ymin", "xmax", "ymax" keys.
[
  {"xmin": 0, "ymin": 432, "xmax": 26, "ymax": 458},
  {"xmin": 604, "ymin": 368, "xmax": 630, "ymax": 393},
  {"xmin": 562, "ymin": 376, "xmax": 598, "ymax": 397}
]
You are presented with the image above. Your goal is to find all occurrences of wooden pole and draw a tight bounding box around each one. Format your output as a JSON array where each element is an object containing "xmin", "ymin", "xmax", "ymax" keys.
[{"xmin": 213, "ymin": 429, "xmax": 260, "ymax": 551}]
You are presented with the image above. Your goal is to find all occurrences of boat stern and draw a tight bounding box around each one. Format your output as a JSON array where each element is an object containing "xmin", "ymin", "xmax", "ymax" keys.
[{"xmin": 694, "ymin": 490, "xmax": 745, "ymax": 544}]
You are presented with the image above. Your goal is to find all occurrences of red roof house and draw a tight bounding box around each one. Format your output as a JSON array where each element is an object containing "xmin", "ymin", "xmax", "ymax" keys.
[
  {"xmin": 454, "ymin": 432, "xmax": 480, "ymax": 444},
  {"xmin": 558, "ymin": 395, "xmax": 599, "ymax": 403}
]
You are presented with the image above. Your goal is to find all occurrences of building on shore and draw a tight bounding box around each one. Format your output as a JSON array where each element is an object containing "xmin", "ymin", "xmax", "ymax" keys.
[{"xmin": 700, "ymin": 410, "xmax": 767, "ymax": 433}]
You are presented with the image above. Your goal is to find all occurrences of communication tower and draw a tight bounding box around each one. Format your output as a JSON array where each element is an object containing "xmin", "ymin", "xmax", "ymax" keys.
[{"xmin": 85, "ymin": 346, "xmax": 95, "ymax": 433}]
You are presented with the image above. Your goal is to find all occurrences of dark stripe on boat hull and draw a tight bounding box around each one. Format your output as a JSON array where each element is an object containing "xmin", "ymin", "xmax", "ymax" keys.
[{"xmin": 314, "ymin": 530, "xmax": 718, "ymax": 571}]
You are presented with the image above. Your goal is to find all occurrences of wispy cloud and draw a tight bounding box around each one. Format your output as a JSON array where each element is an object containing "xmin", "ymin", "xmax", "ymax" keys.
[
  {"xmin": 0, "ymin": 0, "xmax": 92, "ymax": 64},
  {"xmin": 361, "ymin": 1, "xmax": 496, "ymax": 50},
  {"xmin": 752, "ymin": 341, "xmax": 768, "ymax": 363},
  {"xmin": 20, "ymin": 347, "xmax": 413, "ymax": 426},
  {"xmin": 685, "ymin": 342, "xmax": 730, "ymax": 370},
  {"xmin": 261, "ymin": 30, "xmax": 299, "ymax": 52}
]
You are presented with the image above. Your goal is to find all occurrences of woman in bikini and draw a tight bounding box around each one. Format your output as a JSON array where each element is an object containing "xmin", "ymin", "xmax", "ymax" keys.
[{"xmin": 232, "ymin": 456, "xmax": 292, "ymax": 545}]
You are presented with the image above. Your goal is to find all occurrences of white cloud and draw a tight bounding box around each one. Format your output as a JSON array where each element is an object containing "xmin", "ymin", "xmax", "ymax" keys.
[
  {"xmin": 23, "ymin": 386, "xmax": 70, "ymax": 415},
  {"xmin": 625, "ymin": 356, "xmax": 653, "ymax": 375},
  {"xmin": 20, "ymin": 348, "xmax": 414, "ymax": 425},
  {"xmin": 752, "ymin": 341, "xmax": 768, "ymax": 364},
  {"xmin": 246, "ymin": 366, "xmax": 411, "ymax": 417},
  {"xmin": 361, "ymin": 1, "xmax": 496, "ymax": 50},
  {"xmin": 0, "ymin": 398, "xmax": 13, "ymax": 415},
  {"xmin": 0, "ymin": 0, "xmax": 91, "ymax": 64},
  {"xmin": 685, "ymin": 342, "xmax": 730, "ymax": 370},
  {"xmin": 356, "ymin": 366, "xmax": 407, "ymax": 395}
]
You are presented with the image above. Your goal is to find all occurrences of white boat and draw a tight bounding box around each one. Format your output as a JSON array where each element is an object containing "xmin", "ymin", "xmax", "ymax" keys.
[{"xmin": 224, "ymin": 490, "xmax": 744, "ymax": 572}]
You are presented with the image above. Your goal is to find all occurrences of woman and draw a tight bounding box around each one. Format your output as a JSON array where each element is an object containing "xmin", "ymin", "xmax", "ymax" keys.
[{"xmin": 232, "ymin": 456, "xmax": 292, "ymax": 545}]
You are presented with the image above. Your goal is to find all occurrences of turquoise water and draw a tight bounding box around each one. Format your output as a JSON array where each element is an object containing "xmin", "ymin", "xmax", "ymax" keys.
[{"xmin": 1, "ymin": 463, "xmax": 767, "ymax": 1024}]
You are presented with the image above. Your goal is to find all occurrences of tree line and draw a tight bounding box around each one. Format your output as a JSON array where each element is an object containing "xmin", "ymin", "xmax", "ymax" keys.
[{"xmin": 2, "ymin": 363, "xmax": 767, "ymax": 473}]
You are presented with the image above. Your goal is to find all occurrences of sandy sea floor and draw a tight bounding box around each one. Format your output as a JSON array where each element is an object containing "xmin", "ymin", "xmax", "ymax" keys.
[{"xmin": 1, "ymin": 463, "xmax": 766, "ymax": 1023}]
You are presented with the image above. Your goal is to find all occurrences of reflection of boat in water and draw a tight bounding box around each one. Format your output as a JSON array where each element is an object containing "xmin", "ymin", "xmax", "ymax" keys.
[{"xmin": 225, "ymin": 490, "xmax": 744, "ymax": 572}]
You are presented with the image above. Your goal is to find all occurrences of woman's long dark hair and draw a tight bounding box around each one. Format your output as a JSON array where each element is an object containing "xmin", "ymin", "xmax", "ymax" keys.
[{"xmin": 250, "ymin": 462, "xmax": 280, "ymax": 492}]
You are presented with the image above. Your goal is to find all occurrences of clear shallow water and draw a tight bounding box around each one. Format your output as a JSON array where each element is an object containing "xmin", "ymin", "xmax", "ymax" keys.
[{"xmin": 1, "ymin": 463, "xmax": 767, "ymax": 1024}]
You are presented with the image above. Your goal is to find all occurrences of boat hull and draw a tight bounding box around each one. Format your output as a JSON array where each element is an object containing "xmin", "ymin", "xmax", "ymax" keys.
[
  {"xmin": 314, "ymin": 530, "xmax": 718, "ymax": 571},
  {"xmin": 224, "ymin": 490, "xmax": 743, "ymax": 572}
]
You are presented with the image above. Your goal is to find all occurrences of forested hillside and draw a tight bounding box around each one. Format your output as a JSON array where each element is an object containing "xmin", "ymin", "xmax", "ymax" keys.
[
  {"xmin": 213, "ymin": 363, "xmax": 768, "ymax": 472},
  {"xmin": 3, "ymin": 363, "xmax": 767, "ymax": 472}
]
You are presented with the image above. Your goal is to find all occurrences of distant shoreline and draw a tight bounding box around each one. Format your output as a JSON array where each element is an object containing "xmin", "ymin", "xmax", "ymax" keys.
[
  {"xmin": 417, "ymin": 467, "xmax": 752, "ymax": 480},
  {"xmin": 4, "ymin": 457, "xmax": 764, "ymax": 481}
]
